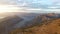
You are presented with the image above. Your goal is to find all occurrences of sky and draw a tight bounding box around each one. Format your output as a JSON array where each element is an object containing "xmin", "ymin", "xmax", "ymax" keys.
[{"xmin": 0, "ymin": 0, "xmax": 60, "ymax": 13}]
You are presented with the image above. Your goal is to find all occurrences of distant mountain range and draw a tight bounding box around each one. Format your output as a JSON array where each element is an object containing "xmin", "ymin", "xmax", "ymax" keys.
[
  {"xmin": 1, "ymin": 12, "xmax": 60, "ymax": 34},
  {"xmin": 17, "ymin": 13, "xmax": 60, "ymax": 29},
  {"xmin": 9, "ymin": 13, "xmax": 60, "ymax": 34},
  {"xmin": 0, "ymin": 12, "xmax": 39, "ymax": 34}
]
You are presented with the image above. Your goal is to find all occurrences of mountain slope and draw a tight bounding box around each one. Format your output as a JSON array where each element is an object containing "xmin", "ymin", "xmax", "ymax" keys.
[
  {"xmin": 10, "ymin": 18, "xmax": 60, "ymax": 34},
  {"xmin": 17, "ymin": 13, "xmax": 59, "ymax": 29},
  {"xmin": 0, "ymin": 15, "xmax": 23, "ymax": 34}
]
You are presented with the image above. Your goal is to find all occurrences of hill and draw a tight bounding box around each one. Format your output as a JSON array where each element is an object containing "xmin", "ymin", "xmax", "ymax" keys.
[
  {"xmin": 10, "ymin": 13, "xmax": 60, "ymax": 34},
  {"xmin": 1, "ymin": 13, "xmax": 60, "ymax": 34},
  {"xmin": 10, "ymin": 18, "xmax": 60, "ymax": 34},
  {"xmin": 0, "ymin": 15, "xmax": 23, "ymax": 34},
  {"xmin": 15, "ymin": 13, "xmax": 60, "ymax": 29},
  {"xmin": 0, "ymin": 12, "xmax": 39, "ymax": 34}
]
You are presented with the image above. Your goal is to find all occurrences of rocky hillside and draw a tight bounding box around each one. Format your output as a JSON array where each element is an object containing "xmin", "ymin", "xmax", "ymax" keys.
[
  {"xmin": 16, "ymin": 13, "xmax": 60, "ymax": 29},
  {"xmin": 10, "ymin": 13, "xmax": 60, "ymax": 34},
  {"xmin": 10, "ymin": 18, "xmax": 60, "ymax": 34}
]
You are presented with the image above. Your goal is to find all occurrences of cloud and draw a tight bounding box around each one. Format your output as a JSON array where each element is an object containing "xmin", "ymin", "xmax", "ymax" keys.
[
  {"xmin": 0, "ymin": 0, "xmax": 60, "ymax": 13},
  {"xmin": 0, "ymin": 0, "xmax": 60, "ymax": 8},
  {"xmin": 25, "ymin": 8, "xmax": 42, "ymax": 11},
  {"xmin": 48, "ymin": 6, "xmax": 60, "ymax": 9}
]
